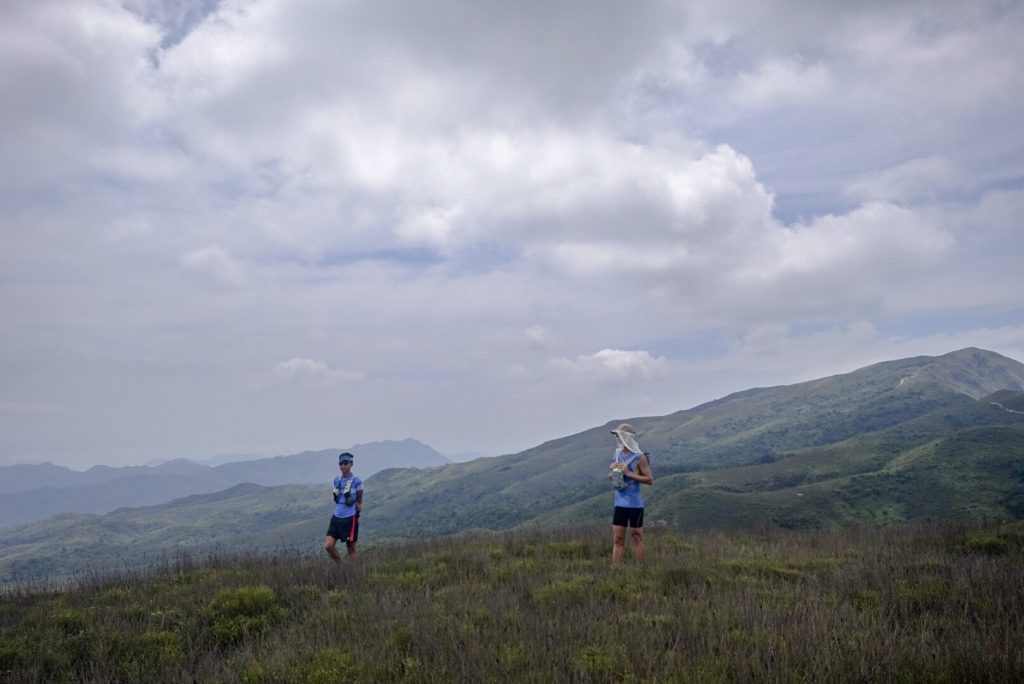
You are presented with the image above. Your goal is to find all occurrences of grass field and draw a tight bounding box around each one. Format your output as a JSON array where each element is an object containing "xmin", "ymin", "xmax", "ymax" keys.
[{"xmin": 1, "ymin": 521, "xmax": 1022, "ymax": 683}]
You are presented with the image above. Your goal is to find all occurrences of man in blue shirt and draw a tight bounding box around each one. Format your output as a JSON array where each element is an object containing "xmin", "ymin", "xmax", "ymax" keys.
[
  {"xmin": 325, "ymin": 452, "xmax": 364, "ymax": 562},
  {"xmin": 608, "ymin": 424, "xmax": 653, "ymax": 564}
]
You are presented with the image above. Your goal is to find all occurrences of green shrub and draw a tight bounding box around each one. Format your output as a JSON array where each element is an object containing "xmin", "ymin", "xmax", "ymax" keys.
[
  {"xmin": 573, "ymin": 644, "xmax": 626, "ymax": 680},
  {"xmin": 205, "ymin": 585, "xmax": 282, "ymax": 647},
  {"xmin": 543, "ymin": 540, "xmax": 590, "ymax": 559},
  {"xmin": 53, "ymin": 608, "xmax": 87, "ymax": 636},
  {"xmin": 389, "ymin": 626, "xmax": 415, "ymax": 653},
  {"xmin": 963, "ymin": 533, "xmax": 1009, "ymax": 555},
  {"xmin": 897, "ymin": 578, "xmax": 951, "ymax": 614},
  {"xmin": 136, "ymin": 630, "xmax": 183, "ymax": 667},
  {"xmin": 0, "ymin": 637, "xmax": 30, "ymax": 673},
  {"xmin": 493, "ymin": 558, "xmax": 540, "ymax": 582},
  {"xmin": 243, "ymin": 648, "xmax": 357, "ymax": 684},
  {"xmin": 532, "ymin": 577, "xmax": 589, "ymax": 604},
  {"xmin": 299, "ymin": 649, "xmax": 359, "ymax": 684}
]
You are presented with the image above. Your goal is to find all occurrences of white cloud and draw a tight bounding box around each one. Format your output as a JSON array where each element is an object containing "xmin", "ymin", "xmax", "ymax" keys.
[
  {"xmin": 271, "ymin": 358, "xmax": 364, "ymax": 385},
  {"xmin": 742, "ymin": 202, "xmax": 953, "ymax": 283},
  {"xmin": 525, "ymin": 326, "xmax": 552, "ymax": 346},
  {"xmin": 715, "ymin": 321, "xmax": 1024, "ymax": 390},
  {"xmin": 731, "ymin": 58, "xmax": 832, "ymax": 109},
  {"xmin": 548, "ymin": 349, "xmax": 670, "ymax": 381},
  {"xmin": 181, "ymin": 245, "xmax": 247, "ymax": 285},
  {"xmin": 0, "ymin": 1, "xmax": 164, "ymax": 186},
  {"xmin": 1, "ymin": 0, "xmax": 1023, "ymax": 465},
  {"xmin": 846, "ymin": 157, "xmax": 965, "ymax": 203}
]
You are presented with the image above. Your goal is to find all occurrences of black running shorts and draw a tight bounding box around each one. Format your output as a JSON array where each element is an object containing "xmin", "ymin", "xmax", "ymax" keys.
[
  {"xmin": 326, "ymin": 514, "xmax": 359, "ymax": 543},
  {"xmin": 613, "ymin": 506, "xmax": 644, "ymax": 528}
]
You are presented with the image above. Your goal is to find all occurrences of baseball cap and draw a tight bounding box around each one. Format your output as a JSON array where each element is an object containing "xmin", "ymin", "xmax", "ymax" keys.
[{"xmin": 338, "ymin": 452, "xmax": 354, "ymax": 464}]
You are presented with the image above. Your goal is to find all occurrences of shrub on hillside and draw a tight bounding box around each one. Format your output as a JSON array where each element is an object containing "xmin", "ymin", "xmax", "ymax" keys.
[{"xmin": 204, "ymin": 585, "xmax": 282, "ymax": 647}]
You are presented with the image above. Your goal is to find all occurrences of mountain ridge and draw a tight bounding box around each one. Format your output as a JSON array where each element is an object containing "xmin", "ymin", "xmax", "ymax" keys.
[
  {"xmin": 2, "ymin": 347, "xmax": 1022, "ymax": 584},
  {"xmin": 0, "ymin": 438, "xmax": 447, "ymax": 528},
  {"xmin": 358, "ymin": 348, "xmax": 1024, "ymax": 539}
]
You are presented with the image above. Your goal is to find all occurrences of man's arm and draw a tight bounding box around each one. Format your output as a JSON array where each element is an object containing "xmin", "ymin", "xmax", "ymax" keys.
[{"xmin": 355, "ymin": 487, "xmax": 364, "ymax": 513}]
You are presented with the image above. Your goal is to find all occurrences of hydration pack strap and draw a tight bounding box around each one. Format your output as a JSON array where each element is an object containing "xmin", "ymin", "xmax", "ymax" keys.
[{"xmin": 619, "ymin": 453, "xmax": 641, "ymax": 470}]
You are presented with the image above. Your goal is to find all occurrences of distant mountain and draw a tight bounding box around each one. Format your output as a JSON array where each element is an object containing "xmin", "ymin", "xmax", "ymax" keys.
[
  {"xmin": 3, "ymin": 348, "xmax": 1023, "ymax": 584},
  {"xmin": 194, "ymin": 453, "xmax": 266, "ymax": 466},
  {"xmin": 0, "ymin": 438, "xmax": 446, "ymax": 528},
  {"xmin": 0, "ymin": 458, "xmax": 210, "ymax": 495},
  {"xmin": 0, "ymin": 483, "xmax": 326, "ymax": 584},
  {"xmin": 362, "ymin": 348, "xmax": 1024, "ymax": 539}
]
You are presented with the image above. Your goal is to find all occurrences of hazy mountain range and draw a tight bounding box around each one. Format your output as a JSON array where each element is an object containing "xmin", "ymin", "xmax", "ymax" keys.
[
  {"xmin": 2, "ymin": 347, "xmax": 1023, "ymax": 585},
  {"xmin": 0, "ymin": 439, "xmax": 448, "ymax": 529}
]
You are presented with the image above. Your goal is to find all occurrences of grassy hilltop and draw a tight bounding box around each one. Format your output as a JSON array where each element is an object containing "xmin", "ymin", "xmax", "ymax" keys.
[{"xmin": 1, "ymin": 522, "xmax": 1022, "ymax": 683}]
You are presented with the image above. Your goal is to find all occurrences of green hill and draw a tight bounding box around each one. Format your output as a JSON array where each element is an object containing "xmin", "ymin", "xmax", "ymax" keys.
[
  {"xmin": 0, "ymin": 485, "xmax": 325, "ymax": 584},
  {"xmin": 3, "ymin": 347, "xmax": 1023, "ymax": 585},
  {"xmin": 363, "ymin": 348, "xmax": 1024, "ymax": 539}
]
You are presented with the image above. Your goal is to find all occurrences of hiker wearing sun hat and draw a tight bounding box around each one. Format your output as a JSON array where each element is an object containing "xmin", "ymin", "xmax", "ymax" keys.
[
  {"xmin": 608, "ymin": 423, "xmax": 654, "ymax": 564},
  {"xmin": 324, "ymin": 452, "xmax": 363, "ymax": 562}
]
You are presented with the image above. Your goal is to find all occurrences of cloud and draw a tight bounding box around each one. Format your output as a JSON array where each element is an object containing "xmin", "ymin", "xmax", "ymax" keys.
[
  {"xmin": 846, "ymin": 157, "xmax": 965, "ymax": 203},
  {"xmin": 181, "ymin": 245, "xmax": 247, "ymax": 285},
  {"xmin": 0, "ymin": 2, "xmax": 164, "ymax": 186},
  {"xmin": 271, "ymin": 358, "xmax": 365, "ymax": 385},
  {"xmin": 740, "ymin": 202, "xmax": 954, "ymax": 284},
  {"xmin": 715, "ymin": 320, "xmax": 1024, "ymax": 390},
  {"xmin": 548, "ymin": 349, "xmax": 670, "ymax": 381},
  {"xmin": 525, "ymin": 326, "xmax": 553, "ymax": 347},
  {"xmin": 731, "ymin": 58, "xmax": 832, "ymax": 109},
  {"xmin": 1, "ymin": 0, "xmax": 1022, "ymax": 466}
]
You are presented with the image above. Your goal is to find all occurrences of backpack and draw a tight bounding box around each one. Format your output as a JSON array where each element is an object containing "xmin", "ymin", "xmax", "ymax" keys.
[
  {"xmin": 333, "ymin": 476, "xmax": 357, "ymax": 505},
  {"xmin": 610, "ymin": 452, "xmax": 644, "ymax": 490}
]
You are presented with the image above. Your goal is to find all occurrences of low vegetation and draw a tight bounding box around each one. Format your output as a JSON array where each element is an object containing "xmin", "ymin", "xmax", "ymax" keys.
[{"xmin": 1, "ymin": 521, "xmax": 1022, "ymax": 682}]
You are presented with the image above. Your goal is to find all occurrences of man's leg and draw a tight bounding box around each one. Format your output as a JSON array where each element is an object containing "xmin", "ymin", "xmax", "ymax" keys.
[
  {"xmin": 345, "ymin": 541, "xmax": 358, "ymax": 559},
  {"xmin": 324, "ymin": 535, "xmax": 342, "ymax": 562},
  {"xmin": 612, "ymin": 525, "xmax": 627, "ymax": 564},
  {"xmin": 630, "ymin": 527, "xmax": 646, "ymax": 564}
]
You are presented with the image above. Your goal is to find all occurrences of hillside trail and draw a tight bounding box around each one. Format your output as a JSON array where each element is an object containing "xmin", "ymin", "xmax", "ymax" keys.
[{"xmin": 990, "ymin": 401, "xmax": 1024, "ymax": 415}]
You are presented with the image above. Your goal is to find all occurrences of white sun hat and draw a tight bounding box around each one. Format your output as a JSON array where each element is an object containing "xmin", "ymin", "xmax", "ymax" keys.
[{"xmin": 610, "ymin": 423, "xmax": 642, "ymax": 454}]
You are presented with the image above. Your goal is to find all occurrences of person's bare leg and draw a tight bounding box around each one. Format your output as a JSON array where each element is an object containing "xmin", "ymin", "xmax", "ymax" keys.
[
  {"xmin": 612, "ymin": 525, "xmax": 627, "ymax": 564},
  {"xmin": 346, "ymin": 542, "xmax": 358, "ymax": 560},
  {"xmin": 631, "ymin": 528, "xmax": 646, "ymax": 565},
  {"xmin": 324, "ymin": 536, "xmax": 341, "ymax": 563}
]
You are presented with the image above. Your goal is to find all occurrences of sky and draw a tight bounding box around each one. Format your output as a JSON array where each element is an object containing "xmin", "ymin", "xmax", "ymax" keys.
[{"xmin": 2, "ymin": 0, "xmax": 1024, "ymax": 469}]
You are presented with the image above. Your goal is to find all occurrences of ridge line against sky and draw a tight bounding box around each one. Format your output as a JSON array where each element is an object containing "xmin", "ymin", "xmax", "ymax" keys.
[{"xmin": 2, "ymin": 0, "xmax": 1023, "ymax": 468}]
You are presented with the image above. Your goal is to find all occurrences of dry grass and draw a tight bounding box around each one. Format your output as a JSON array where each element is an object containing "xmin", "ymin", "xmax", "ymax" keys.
[{"xmin": 1, "ymin": 521, "xmax": 1022, "ymax": 682}]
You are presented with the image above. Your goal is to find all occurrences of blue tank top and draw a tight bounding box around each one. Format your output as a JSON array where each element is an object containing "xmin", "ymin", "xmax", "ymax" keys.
[{"xmin": 613, "ymin": 450, "xmax": 644, "ymax": 508}]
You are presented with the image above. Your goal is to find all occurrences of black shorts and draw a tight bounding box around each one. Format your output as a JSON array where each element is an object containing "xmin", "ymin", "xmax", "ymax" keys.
[
  {"xmin": 613, "ymin": 506, "xmax": 644, "ymax": 528},
  {"xmin": 326, "ymin": 514, "xmax": 359, "ymax": 544}
]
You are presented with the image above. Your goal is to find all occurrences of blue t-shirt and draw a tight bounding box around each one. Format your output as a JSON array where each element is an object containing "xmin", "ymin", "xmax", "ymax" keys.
[
  {"xmin": 613, "ymin": 450, "xmax": 644, "ymax": 509},
  {"xmin": 333, "ymin": 474, "xmax": 363, "ymax": 519}
]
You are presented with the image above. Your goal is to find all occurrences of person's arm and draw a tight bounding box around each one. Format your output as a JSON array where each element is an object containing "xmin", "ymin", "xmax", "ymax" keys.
[
  {"xmin": 355, "ymin": 486, "xmax": 363, "ymax": 513},
  {"xmin": 623, "ymin": 454, "xmax": 653, "ymax": 485}
]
